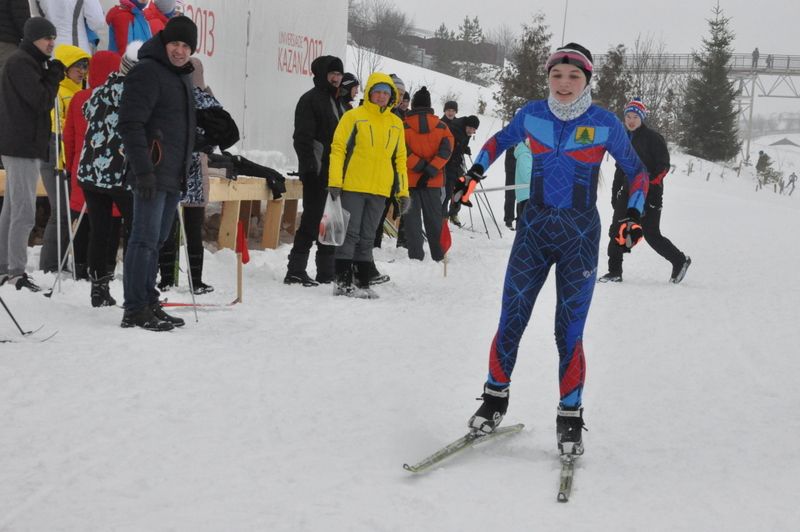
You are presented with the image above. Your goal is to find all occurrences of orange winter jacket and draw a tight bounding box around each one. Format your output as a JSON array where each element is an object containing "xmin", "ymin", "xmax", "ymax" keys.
[{"xmin": 403, "ymin": 107, "xmax": 454, "ymax": 188}]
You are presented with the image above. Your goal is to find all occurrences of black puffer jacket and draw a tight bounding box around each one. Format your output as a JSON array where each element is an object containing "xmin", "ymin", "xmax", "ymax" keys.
[
  {"xmin": 444, "ymin": 116, "xmax": 471, "ymax": 178},
  {"xmin": 0, "ymin": 0, "xmax": 30, "ymax": 45},
  {"xmin": 612, "ymin": 123, "xmax": 670, "ymax": 209},
  {"xmin": 118, "ymin": 35, "xmax": 195, "ymax": 193},
  {"xmin": 292, "ymin": 55, "xmax": 344, "ymax": 181},
  {"xmin": 0, "ymin": 41, "xmax": 60, "ymax": 160}
]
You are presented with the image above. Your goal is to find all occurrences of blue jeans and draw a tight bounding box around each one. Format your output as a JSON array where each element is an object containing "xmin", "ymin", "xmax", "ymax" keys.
[{"xmin": 123, "ymin": 190, "xmax": 180, "ymax": 311}]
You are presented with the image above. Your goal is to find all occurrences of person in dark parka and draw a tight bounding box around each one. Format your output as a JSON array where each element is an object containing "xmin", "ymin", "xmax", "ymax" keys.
[
  {"xmin": 598, "ymin": 98, "xmax": 691, "ymax": 284},
  {"xmin": 0, "ymin": 0, "xmax": 31, "ymax": 76},
  {"xmin": 285, "ymin": 54, "xmax": 344, "ymax": 286},
  {"xmin": 118, "ymin": 15, "xmax": 197, "ymax": 331},
  {"xmin": 0, "ymin": 17, "xmax": 62, "ymax": 292}
]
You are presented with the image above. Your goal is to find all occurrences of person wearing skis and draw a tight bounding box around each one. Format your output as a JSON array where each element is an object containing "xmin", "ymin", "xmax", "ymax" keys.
[
  {"xmin": 463, "ymin": 44, "xmax": 650, "ymax": 458},
  {"xmin": 402, "ymin": 86, "xmax": 453, "ymax": 261},
  {"xmin": 0, "ymin": 17, "xmax": 62, "ymax": 292},
  {"xmin": 118, "ymin": 16, "xmax": 197, "ymax": 331},
  {"xmin": 328, "ymin": 72, "xmax": 409, "ymax": 298},
  {"xmin": 284, "ymin": 55, "xmax": 345, "ymax": 287},
  {"xmin": 598, "ymin": 98, "xmax": 691, "ymax": 284}
]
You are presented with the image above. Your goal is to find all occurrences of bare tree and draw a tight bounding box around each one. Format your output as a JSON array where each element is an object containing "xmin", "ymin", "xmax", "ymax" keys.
[
  {"xmin": 486, "ymin": 23, "xmax": 517, "ymax": 63},
  {"xmin": 351, "ymin": 44, "xmax": 383, "ymax": 87},
  {"xmin": 627, "ymin": 34, "xmax": 673, "ymax": 121}
]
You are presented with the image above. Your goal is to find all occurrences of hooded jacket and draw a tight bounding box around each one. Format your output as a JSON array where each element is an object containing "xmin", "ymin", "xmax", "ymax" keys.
[
  {"xmin": 0, "ymin": 40, "xmax": 61, "ymax": 159},
  {"xmin": 51, "ymin": 44, "xmax": 91, "ymax": 136},
  {"xmin": 328, "ymin": 72, "xmax": 408, "ymax": 198},
  {"xmin": 612, "ymin": 122, "xmax": 670, "ymax": 209},
  {"xmin": 403, "ymin": 107, "xmax": 453, "ymax": 189},
  {"xmin": 65, "ymin": 50, "xmax": 120, "ymax": 211},
  {"xmin": 292, "ymin": 55, "xmax": 345, "ymax": 181},
  {"xmin": 118, "ymin": 34, "xmax": 195, "ymax": 194}
]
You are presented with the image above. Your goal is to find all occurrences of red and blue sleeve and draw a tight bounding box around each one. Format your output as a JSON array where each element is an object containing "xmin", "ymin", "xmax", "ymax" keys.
[
  {"xmin": 607, "ymin": 119, "xmax": 648, "ymax": 214},
  {"xmin": 473, "ymin": 108, "xmax": 528, "ymax": 172}
]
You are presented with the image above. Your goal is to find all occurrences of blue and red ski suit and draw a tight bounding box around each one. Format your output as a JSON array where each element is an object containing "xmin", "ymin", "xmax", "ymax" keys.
[{"xmin": 473, "ymin": 100, "xmax": 648, "ymax": 408}]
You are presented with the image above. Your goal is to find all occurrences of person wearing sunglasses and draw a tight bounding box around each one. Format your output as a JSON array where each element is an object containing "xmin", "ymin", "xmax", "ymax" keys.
[{"xmin": 461, "ymin": 43, "xmax": 649, "ymax": 458}]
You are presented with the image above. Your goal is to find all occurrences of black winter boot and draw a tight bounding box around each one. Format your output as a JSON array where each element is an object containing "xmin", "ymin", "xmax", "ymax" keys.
[
  {"xmin": 151, "ymin": 303, "xmax": 185, "ymax": 327},
  {"xmin": 121, "ymin": 306, "xmax": 174, "ymax": 331},
  {"xmin": 353, "ymin": 261, "xmax": 380, "ymax": 299},
  {"xmin": 468, "ymin": 385, "xmax": 509, "ymax": 434},
  {"xmin": 285, "ymin": 250, "xmax": 318, "ymax": 286},
  {"xmin": 333, "ymin": 259, "xmax": 356, "ymax": 296},
  {"xmin": 90, "ymin": 274, "xmax": 117, "ymax": 307},
  {"xmin": 315, "ymin": 253, "xmax": 335, "ymax": 284},
  {"xmin": 556, "ymin": 406, "xmax": 586, "ymax": 456}
]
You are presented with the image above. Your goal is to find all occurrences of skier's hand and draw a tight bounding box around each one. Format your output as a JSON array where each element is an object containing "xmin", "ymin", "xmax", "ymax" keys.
[
  {"xmin": 466, "ymin": 164, "xmax": 484, "ymax": 181},
  {"xmin": 44, "ymin": 59, "xmax": 65, "ymax": 85},
  {"xmin": 327, "ymin": 186, "xmax": 341, "ymax": 200},
  {"xmin": 136, "ymin": 172, "xmax": 157, "ymax": 201},
  {"xmin": 614, "ymin": 209, "xmax": 643, "ymax": 249}
]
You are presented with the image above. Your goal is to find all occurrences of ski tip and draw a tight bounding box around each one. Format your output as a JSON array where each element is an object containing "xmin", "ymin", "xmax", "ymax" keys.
[
  {"xmin": 557, "ymin": 493, "xmax": 569, "ymax": 503},
  {"xmin": 402, "ymin": 463, "xmax": 419, "ymax": 473}
]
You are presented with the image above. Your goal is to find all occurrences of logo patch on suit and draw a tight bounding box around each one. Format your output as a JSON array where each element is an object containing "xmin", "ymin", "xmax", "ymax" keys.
[{"xmin": 575, "ymin": 127, "xmax": 595, "ymax": 145}]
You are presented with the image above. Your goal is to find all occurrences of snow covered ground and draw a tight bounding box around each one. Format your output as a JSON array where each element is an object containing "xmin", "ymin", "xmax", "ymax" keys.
[
  {"xmin": 2, "ymin": 46, "xmax": 800, "ymax": 530},
  {"xmin": 2, "ymin": 139, "xmax": 798, "ymax": 530}
]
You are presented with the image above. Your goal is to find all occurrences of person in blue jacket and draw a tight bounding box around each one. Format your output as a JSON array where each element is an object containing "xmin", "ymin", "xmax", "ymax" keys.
[{"xmin": 462, "ymin": 43, "xmax": 649, "ymax": 457}]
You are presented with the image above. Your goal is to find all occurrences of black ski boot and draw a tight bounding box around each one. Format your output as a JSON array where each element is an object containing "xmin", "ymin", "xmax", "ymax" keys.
[
  {"xmin": 333, "ymin": 259, "xmax": 357, "ymax": 296},
  {"xmin": 121, "ymin": 306, "xmax": 174, "ymax": 331},
  {"xmin": 597, "ymin": 272, "xmax": 622, "ymax": 283},
  {"xmin": 468, "ymin": 385, "xmax": 509, "ymax": 434},
  {"xmin": 670, "ymin": 256, "xmax": 692, "ymax": 284},
  {"xmin": 90, "ymin": 274, "xmax": 117, "ymax": 307},
  {"xmin": 556, "ymin": 406, "xmax": 586, "ymax": 456},
  {"xmin": 151, "ymin": 303, "xmax": 185, "ymax": 327}
]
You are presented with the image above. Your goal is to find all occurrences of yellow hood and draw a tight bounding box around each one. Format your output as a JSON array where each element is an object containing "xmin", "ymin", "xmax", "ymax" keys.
[{"xmin": 362, "ymin": 72, "xmax": 399, "ymax": 114}]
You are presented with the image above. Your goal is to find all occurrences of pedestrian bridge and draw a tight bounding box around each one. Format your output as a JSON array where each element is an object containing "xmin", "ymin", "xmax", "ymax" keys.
[{"xmin": 594, "ymin": 53, "xmax": 800, "ymax": 76}]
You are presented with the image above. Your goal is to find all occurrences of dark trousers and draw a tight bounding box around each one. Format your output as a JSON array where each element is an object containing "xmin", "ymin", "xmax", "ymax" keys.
[
  {"xmin": 123, "ymin": 190, "xmax": 180, "ymax": 311},
  {"xmin": 287, "ymin": 175, "xmax": 334, "ymax": 278},
  {"xmin": 606, "ymin": 197, "xmax": 684, "ymax": 275},
  {"xmin": 84, "ymin": 188, "xmax": 132, "ymax": 278},
  {"xmin": 405, "ymin": 187, "xmax": 444, "ymax": 261},
  {"xmin": 504, "ymin": 170, "xmax": 516, "ymax": 225},
  {"xmin": 158, "ymin": 206, "xmax": 206, "ymax": 285},
  {"xmin": 443, "ymin": 176, "xmax": 462, "ymax": 217}
]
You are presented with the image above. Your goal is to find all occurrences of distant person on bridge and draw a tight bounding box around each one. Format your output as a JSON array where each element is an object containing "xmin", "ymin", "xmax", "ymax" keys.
[
  {"xmin": 766, "ymin": 54, "xmax": 774, "ymax": 69},
  {"xmin": 752, "ymin": 47, "xmax": 759, "ymax": 69},
  {"xmin": 598, "ymin": 98, "xmax": 691, "ymax": 285}
]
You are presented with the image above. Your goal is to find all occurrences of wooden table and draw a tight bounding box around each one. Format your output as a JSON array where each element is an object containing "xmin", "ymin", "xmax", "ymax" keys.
[{"xmin": 0, "ymin": 169, "xmax": 48, "ymax": 196}]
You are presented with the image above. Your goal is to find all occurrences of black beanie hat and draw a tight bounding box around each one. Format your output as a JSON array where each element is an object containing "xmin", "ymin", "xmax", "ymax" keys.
[
  {"xmin": 341, "ymin": 72, "xmax": 359, "ymax": 90},
  {"xmin": 411, "ymin": 86, "xmax": 431, "ymax": 109},
  {"xmin": 547, "ymin": 42, "xmax": 594, "ymax": 83},
  {"xmin": 326, "ymin": 56, "xmax": 344, "ymax": 74},
  {"xmin": 23, "ymin": 17, "xmax": 57, "ymax": 43},
  {"xmin": 464, "ymin": 115, "xmax": 480, "ymax": 129},
  {"xmin": 160, "ymin": 16, "xmax": 198, "ymax": 53},
  {"xmin": 444, "ymin": 100, "xmax": 458, "ymax": 112}
]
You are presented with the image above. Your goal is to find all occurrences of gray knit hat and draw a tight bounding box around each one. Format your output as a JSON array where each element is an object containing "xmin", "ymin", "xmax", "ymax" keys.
[{"xmin": 23, "ymin": 17, "xmax": 56, "ymax": 43}]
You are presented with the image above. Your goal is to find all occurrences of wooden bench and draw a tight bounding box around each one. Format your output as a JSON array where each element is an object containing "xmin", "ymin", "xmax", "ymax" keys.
[
  {"xmin": 207, "ymin": 173, "xmax": 303, "ymax": 251},
  {"xmin": 0, "ymin": 169, "xmax": 48, "ymax": 196},
  {"xmin": 2, "ymin": 169, "xmax": 304, "ymax": 251}
]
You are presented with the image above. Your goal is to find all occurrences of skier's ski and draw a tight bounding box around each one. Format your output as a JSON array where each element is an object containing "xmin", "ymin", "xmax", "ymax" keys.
[
  {"xmin": 403, "ymin": 423, "xmax": 524, "ymax": 473},
  {"xmin": 1, "ymin": 328, "xmax": 58, "ymax": 343},
  {"xmin": 557, "ymin": 455, "xmax": 576, "ymax": 502},
  {"xmin": 160, "ymin": 299, "xmax": 239, "ymax": 308}
]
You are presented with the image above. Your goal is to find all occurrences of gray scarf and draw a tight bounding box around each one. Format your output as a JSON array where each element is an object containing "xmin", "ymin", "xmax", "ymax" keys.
[{"xmin": 547, "ymin": 85, "xmax": 592, "ymax": 122}]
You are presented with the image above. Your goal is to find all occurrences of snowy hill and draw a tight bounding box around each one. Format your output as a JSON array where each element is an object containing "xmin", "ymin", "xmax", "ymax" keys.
[{"xmin": 2, "ymin": 54, "xmax": 800, "ymax": 531}]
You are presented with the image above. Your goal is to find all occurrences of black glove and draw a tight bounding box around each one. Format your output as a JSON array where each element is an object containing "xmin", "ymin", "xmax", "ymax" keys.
[
  {"xmin": 328, "ymin": 186, "xmax": 342, "ymax": 200},
  {"xmin": 614, "ymin": 208, "xmax": 644, "ymax": 250},
  {"xmin": 464, "ymin": 146, "xmax": 472, "ymax": 156},
  {"xmin": 416, "ymin": 175, "xmax": 430, "ymax": 189},
  {"xmin": 136, "ymin": 172, "xmax": 157, "ymax": 201},
  {"xmin": 44, "ymin": 59, "xmax": 65, "ymax": 85},
  {"xmin": 466, "ymin": 164, "xmax": 485, "ymax": 181}
]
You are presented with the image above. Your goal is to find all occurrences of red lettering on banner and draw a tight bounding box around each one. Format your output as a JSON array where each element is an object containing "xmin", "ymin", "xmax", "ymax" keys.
[
  {"xmin": 183, "ymin": 3, "xmax": 216, "ymax": 57},
  {"xmin": 277, "ymin": 31, "xmax": 324, "ymax": 76}
]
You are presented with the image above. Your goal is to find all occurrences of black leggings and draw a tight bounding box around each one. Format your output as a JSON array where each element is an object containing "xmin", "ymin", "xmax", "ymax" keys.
[
  {"xmin": 83, "ymin": 188, "xmax": 133, "ymax": 278},
  {"xmin": 158, "ymin": 206, "xmax": 206, "ymax": 285}
]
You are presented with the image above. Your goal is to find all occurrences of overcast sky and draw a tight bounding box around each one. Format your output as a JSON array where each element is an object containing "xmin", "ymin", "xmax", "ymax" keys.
[{"xmin": 398, "ymin": 0, "xmax": 798, "ymax": 55}]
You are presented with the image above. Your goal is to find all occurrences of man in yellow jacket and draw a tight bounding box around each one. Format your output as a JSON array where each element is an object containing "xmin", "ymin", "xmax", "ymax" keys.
[
  {"xmin": 39, "ymin": 43, "xmax": 90, "ymax": 274},
  {"xmin": 328, "ymin": 72, "xmax": 409, "ymax": 298}
]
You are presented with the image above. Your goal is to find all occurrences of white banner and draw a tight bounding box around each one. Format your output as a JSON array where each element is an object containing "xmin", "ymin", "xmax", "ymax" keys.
[{"xmin": 95, "ymin": 0, "xmax": 347, "ymax": 166}]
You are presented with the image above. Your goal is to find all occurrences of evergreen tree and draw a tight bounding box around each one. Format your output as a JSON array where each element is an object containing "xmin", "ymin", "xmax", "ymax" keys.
[
  {"xmin": 493, "ymin": 13, "xmax": 551, "ymax": 121},
  {"xmin": 594, "ymin": 44, "xmax": 632, "ymax": 118},
  {"xmin": 678, "ymin": 4, "xmax": 740, "ymax": 161},
  {"xmin": 456, "ymin": 16, "xmax": 487, "ymax": 85},
  {"xmin": 457, "ymin": 16, "xmax": 484, "ymax": 44},
  {"xmin": 433, "ymin": 22, "xmax": 459, "ymax": 77}
]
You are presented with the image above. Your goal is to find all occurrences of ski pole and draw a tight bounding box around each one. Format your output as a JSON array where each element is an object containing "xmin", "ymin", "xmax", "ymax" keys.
[
  {"xmin": 43, "ymin": 203, "xmax": 87, "ymax": 298},
  {"xmin": 0, "ymin": 295, "xmax": 33, "ymax": 336},
  {"xmin": 54, "ymin": 95, "xmax": 63, "ymax": 293},
  {"xmin": 476, "ymin": 181, "xmax": 503, "ymax": 238},
  {"xmin": 62, "ymin": 179, "xmax": 77, "ymax": 280},
  {"xmin": 177, "ymin": 205, "xmax": 199, "ymax": 323}
]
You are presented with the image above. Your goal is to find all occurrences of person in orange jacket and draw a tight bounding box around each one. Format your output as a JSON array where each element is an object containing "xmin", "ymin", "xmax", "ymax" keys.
[{"xmin": 402, "ymin": 86, "xmax": 453, "ymax": 261}]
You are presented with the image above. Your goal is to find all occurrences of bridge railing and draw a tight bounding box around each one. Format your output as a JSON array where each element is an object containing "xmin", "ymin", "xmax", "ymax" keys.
[{"xmin": 593, "ymin": 53, "xmax": 800, "ymax": 73}]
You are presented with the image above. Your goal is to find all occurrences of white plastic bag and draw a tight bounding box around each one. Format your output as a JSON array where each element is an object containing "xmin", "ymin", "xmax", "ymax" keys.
[{"xmin": 318, "ymin": 193, "xmax": 350, "ymax": 246}]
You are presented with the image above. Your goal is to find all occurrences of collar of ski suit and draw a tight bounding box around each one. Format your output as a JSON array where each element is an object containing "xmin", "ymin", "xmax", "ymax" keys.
[{"xmin": 547, "ymin": 84, "xmax": 592, "ymax": 122}]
